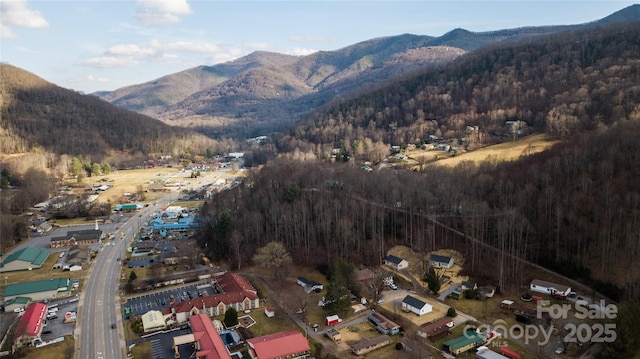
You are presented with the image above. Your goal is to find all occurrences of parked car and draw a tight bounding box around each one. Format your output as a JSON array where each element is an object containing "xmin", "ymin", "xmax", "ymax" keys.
[
  {"xmin": 555, "ymin": 347, "xmax": 564, "ymax": 354},
  {"xmin": 13, "ymin": 307, "xmax": 24, "ymax": 313},
  {"xmin": 520, "ymin": 293, "xmax": 533, "ymax": 302},
  {"xmin": 111, "ymin": 323, "xmax": 117, "ymax": 329}
]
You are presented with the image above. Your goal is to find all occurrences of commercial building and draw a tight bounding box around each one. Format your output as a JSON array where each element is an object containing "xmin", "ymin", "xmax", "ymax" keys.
[
  {"xmin": 3, "ymin": 278, "xmax": 73, "ymax": 306},
  {"xmin": 0, "ymin": 248, "xmax": 50, "ymax": 273},
  {"xmin": 14, "ymin": 303, "xmax": 47, "ymax": 347}
]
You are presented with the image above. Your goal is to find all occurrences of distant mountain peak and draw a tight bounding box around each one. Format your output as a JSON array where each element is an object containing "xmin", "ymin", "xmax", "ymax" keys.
[{"xmin": 597, "ymin": 4, "xmax": 640, "ymax": 24}]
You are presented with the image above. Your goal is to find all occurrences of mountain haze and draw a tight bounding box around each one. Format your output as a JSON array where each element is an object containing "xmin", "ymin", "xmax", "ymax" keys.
[{"xmin": 97, "ymin": 5, "xmax": 640, "ymax": 139}]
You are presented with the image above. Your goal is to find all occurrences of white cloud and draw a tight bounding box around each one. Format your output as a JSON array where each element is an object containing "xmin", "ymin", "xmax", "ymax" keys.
[
  {"xmin": 289, "ymin": 35, "xmax": 335, "ymax": 43},
  {"xmin": 245, "ymin": 42, "xmax": 270, "ymax": 51},
  {"xmin": 107, "ymin": 44, "xmax": 157, "ymax": 58},
  {"xmin": 135, "ymin": 0, "xmax": 192, "ymax": 26},
  {"xmin": 151, "ymin": 39, "xmax": 220, "ymax": 54},
  {"xmin": 285, "ymin": 47, "xmax": 317, "ymax": 57},
  {"xmin": 0, "ymin": 0, "xmax": 49, "ymax": 39},
  {"xmin": 78, "ymin": 56, "xmax": 139, "ymax": 68}
]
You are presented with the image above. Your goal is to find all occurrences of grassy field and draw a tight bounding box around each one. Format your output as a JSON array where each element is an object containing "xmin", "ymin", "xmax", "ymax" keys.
[
  {"xmin": 17, "ymin": 336, "xmax": 75, "ymax": 359},
  {"xmin": 406, "ymin": 133, "xmax": 557, "ymax": 169}
]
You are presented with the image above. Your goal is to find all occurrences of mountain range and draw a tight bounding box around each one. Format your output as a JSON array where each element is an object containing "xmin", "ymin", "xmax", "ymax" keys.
[{"xmin": 95, "ymin": 4, "xmax": 640, "ymax": 138}]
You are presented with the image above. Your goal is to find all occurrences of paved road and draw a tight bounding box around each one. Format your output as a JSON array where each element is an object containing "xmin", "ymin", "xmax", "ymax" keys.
[
  {"xmin": 75, "ymin": 169, "xmax": 225, "ymax": 359},
  {"xmin": 77, "ymin": 214, "xmax": 140, "ymax": 359}
]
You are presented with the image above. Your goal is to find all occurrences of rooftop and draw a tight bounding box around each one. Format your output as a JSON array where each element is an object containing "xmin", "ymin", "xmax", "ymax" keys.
[
  {"xmin": 247, "ymin": 330, "xmax": 310, "ymax": 359},
  {"xmin": 402, "ymin": 295, "xmax": 427, "ymax": 309},
  {"xmin": 3, "ymin": 278, "xmax": 71, "ymax": 297},
  {"xmin": 16, "ymin": 303, "xmax": 47, "ymax": 338},
  {"xmin": 0, "ymin": 247, "xmax": 50, "ymax": 267},
  {"xmin": 189, "ymin": 314, "xmax": 231, "ymax": 359},
  {"xmin": 384, "ymin": 254, "xmax": 404, "ymax": 264}
]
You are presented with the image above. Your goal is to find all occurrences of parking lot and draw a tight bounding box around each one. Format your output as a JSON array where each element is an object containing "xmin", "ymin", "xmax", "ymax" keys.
[
  {"xmin": 40, "ymin": 297, "xmax": 80, "ymax": 340},
  {"xmin": 123, "ymin": 281, "xmax": 218, "ymax": 317}
]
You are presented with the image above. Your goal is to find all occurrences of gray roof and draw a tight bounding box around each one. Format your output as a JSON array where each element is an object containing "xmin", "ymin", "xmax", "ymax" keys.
[
  {"xmin": 384, "ymin": 255, "xmax": 404, "ymax": 265},
  {"xmin": 430, "ymin": 254, "xmax": 453, "ymax": 264},
  {"xmin": 351, "ymin": 335, "xmax": 391, "ymax": 351}
]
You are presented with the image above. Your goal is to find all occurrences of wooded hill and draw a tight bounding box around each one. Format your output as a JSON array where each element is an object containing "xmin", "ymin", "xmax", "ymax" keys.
[
  {"xmin": 281, "ymin": 21, "xmax": 640, "ymax": 160},
  {"xmin": 199, "ymin": 21, "xmax": 640, "ymax": 306},
  {"xmin": 0, "ymin": 64, "xmax": 224, "ymax": 168}
]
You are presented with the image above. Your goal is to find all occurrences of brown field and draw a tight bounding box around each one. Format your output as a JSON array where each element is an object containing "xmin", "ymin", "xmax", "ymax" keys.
[{"xmin": 406, "ymin": 133, "xmax": 557, "ymax": 169}]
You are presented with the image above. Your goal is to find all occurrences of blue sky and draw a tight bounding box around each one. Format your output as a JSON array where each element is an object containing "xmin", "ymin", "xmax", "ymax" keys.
[{"xmin": 1, "ymin": 0, "xmax": 637, "ymax": 93}]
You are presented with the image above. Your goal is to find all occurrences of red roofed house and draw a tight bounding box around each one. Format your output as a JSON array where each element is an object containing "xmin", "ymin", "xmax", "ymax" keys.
[
  {"xmin": 189, "ymin": 314, "xmax": 232, "ymax": 359},
  {"xmin": 168, "ymin": 272, "xmax": 260, "ymax": 324},
  {"xmin": 246, "ymin": 330, "xmax": 310, "ymax": 359},
  {"xmin": 15, "ymin": 303, "xmax": 47, "ymax": 347}
]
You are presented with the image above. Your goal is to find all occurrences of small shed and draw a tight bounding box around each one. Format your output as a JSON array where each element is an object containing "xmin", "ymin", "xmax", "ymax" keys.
[
  {"xmin": 325, "ymin": 315, "xmax": 342, "ymax": 326},
  {"xmin": 264, "ymin": 307, "xmax": 275, "ymax": 318}
]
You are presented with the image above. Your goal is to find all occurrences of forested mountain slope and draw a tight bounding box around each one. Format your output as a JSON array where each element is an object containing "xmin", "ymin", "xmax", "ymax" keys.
[
  {"xmin": 281, "ymin": 21, "xmax": 640, "ymax": 160},
  {"xmin": 98, "ymin": 5, "xmax": 640, "ymax": 140},
  {"xmin": 0, "ymin": 64, "xmax": 219, "ymax": 165}
]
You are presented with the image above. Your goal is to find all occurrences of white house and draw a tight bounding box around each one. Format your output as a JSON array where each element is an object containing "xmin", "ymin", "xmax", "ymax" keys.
[
  {"xmin": 429, "ymin": 254, "xmax": 454, "ymax": 269},
  {"xmin": 401, "ymin": 295, "xmax": 432, "ymax": 316},
  {"xmin": 530, "ymin": 279, "xmax": 571, "ymax": 297},
  {"xmin": 384, "ymin": 255, "xmax": 409, "ymax": 271}
]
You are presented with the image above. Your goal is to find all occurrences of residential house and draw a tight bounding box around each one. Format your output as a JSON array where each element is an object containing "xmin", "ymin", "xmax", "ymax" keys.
[
  {"xmin": 14, "ymin": 303, "xmax": 47, "ymax": 347},
  {"xmin": 368, "ymin": 312, "xmax": 401, "ymax": 335},
  {"xmin": 401, "ymin": 295, "xmax": 432, "ymax": 316},
  {"xmin": 0, "ymin": 247, "xmax": 50, "ymax": 273},
  {"xmin": 246, "ymin": 330, "xmax": 310, "ymax": 359},
  {"xmin": 429, "ymin": 254, "xmax": 454, "ymax": 269},
  {"xmin": 351, "ymin": 335, "xmax": 392, "ymax": 355},
  {"xmin": 296, "ymin": 277, "xmax": 324, "ymax": 293},
  {"xmin": 354, "ymin": 268, "xmax": 375, "ymax": 282},
  {"xmin": 529, "ymin": 279, "xmax": 572, "ymax": 297},
  {"xmin": 418, "ymin": 317, "xmax": 454, "ymax": 340},
  {"xmin": 443, "ymin": 331, "xmax": 486, "ymax": 355},
  {"xmin": 384, "ymin": 255, "xmax": 409, "ymax": 271},
  {"xmin": 476, "ymin": 346, "xmax": 510, "ymax": 359}
]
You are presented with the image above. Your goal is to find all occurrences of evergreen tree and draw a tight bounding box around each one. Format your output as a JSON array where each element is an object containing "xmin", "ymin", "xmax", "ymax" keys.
[{"xmin": 224, "ymin": 307, "xmax": 238, "ymax": 328}]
